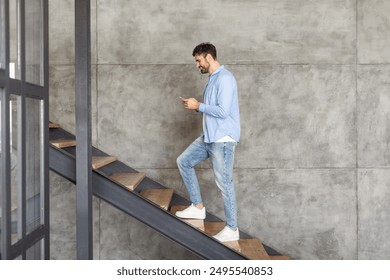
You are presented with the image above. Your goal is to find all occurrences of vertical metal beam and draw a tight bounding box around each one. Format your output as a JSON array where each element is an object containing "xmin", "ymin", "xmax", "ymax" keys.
[
  {"xmin": 19, "ymin": 0, "xmax": 27, "ymax": 260},
  {"xmin": 1, "ymin": 0, "xmax": 11, "ymax": 260},
  {"xmin": 42, "ymin": 0, "xmax": 49, "ymax": 260},
  {"xmin": 75, "ymin": 0, "xmax": 92, "ymax": 259}
]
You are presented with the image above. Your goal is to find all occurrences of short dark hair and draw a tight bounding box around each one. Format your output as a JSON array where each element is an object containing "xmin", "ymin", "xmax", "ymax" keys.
[{"xmin": 192, "ymin": 43, "xmax": 217, "ymax": 60}]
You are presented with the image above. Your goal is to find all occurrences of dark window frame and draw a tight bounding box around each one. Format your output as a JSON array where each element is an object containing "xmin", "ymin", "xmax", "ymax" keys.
[{"xmin": 0, "ymin": 0, "xmax": 49, "ymax": 260}]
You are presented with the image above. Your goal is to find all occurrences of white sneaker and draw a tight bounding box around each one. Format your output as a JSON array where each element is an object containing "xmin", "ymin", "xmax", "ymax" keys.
[
  {"xmin": 213, "ymin": 226, "xmax": 239, "ymax": 242},
  {"xmin": 175, "ymin": 204, "xmax": 206, "ymax": 219}
]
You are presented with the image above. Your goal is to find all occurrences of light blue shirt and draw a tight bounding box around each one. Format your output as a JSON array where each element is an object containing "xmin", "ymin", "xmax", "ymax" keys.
[{"xmin": 198, "ymin": 65, "xmax": 240, "ymax": 143}]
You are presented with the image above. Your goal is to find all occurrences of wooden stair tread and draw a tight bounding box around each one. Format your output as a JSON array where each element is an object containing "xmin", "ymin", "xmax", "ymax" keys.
[
  {"xmin": 170, "ymin": 205, "xmax": 205, "ymax": 230},
  {"xmin": 140, "ymin": 188, "xmax": 174, "ymax": 210},
  {"xmin": 50, "ymin": 138, "xmax": 76, "ymax": 148},
  {"xmin": 238, "ymin": 238, "xmax": 270, "ymax": 260},
  {"xmin": 49, "ymin": 122, "xmax": 60, "ymax": 128},
  {"xmin": 92, "ymin": 156, "xmax": 117, "ymax": 169},
  {"xmin": 178, "ymin": 220, "xmax": 271, "ymax": 259},
  {"xmin": 110, "ymin": 172, "xmax": 145, "ymax": 191},
  {"xmin": 204, "ymin": 221, "xmax": 226, "ymax": 236}
]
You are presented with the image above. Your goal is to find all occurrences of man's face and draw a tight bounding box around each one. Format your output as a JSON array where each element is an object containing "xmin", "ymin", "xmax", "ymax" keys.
[{"xmin": 194, "ymin": 54, "xmax": 210, "ymax": 74}]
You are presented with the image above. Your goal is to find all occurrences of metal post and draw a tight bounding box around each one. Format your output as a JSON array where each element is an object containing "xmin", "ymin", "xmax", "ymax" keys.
[
  {"xmin": 19, "ymin": 0, "xmax": 27, "ymax": 260},
  {"xmin": 75, "ymin": 0, "xmax": 92, "ymax": 259},
  {"xmin": 42, "ymin": 0, "xmax": 49, "ymax": 260},
  {"xmin": 1, "ymin": 0, "xmax": 11, "ymax": 260}
]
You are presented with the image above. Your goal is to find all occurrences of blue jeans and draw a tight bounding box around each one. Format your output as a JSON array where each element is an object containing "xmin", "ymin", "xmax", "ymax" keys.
[{"xmin": 177, "ymin": 136, "xmax": 238, "ymax": 229}]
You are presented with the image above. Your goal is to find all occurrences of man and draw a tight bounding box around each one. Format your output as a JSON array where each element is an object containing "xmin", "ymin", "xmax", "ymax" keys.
[{"xmin": 176, "ymin": 43, "xmax": 241, "ymax": 242}]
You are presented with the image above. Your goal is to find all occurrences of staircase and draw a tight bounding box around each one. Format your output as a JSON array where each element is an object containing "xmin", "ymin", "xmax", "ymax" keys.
[{"xmin": 49, "ymin": 122, "xmax": 289, "ymax": 260}]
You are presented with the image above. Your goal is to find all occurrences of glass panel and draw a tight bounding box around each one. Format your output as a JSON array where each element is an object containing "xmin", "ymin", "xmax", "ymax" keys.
[
  {"xmin": 10, "ymin": 94, "xmax": 21, "ymax": 245},
  {"xmin": 26, "ymin": 98, "xmax": 43, "ymax": 234},
  {"xmin": 26, "ymin": 238, "xmax": 43, "ymax": 260},
  {"xmin": 0, "ymin": 0, "xmax": 5, "ymax": 69},
  {"xmin": 25, "ymin": 0, "xmax": 43, "ymax": 86},
  {"xmin": 9, "ymin": 0, "xmax": 20, "ymax": 79}
]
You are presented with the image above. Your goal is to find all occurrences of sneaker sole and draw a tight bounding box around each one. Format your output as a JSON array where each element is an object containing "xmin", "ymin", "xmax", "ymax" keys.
[
  {"xmin": 175, "ymin": 213, "xmax": 205, "ymax": 219},
  {"xmin": 214, "ymin": 237, "xmax": 240, "ymax": 242}
]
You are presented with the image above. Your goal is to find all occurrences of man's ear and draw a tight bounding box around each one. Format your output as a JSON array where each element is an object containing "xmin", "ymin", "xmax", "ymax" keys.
[{"xmin": 205, "ymin": 53, "xmax": 213, "ymax": 63}]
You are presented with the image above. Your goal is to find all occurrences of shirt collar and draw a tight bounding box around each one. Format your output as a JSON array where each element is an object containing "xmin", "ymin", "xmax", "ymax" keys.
[{"xmin": 210, "ymin": 65, "xmax": 224, "ymax": 76}]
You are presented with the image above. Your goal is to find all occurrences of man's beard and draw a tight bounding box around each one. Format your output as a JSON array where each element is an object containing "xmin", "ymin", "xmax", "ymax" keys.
[
  {"xmin": 199, "ymin": 64, "xmax": 209, "ymax": 74},
  {"xmin": 200, "ymin": 68, "xmax": 208, "ymax": 74}
]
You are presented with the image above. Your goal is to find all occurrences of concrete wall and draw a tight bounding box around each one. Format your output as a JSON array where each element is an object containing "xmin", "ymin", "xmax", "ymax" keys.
[{"xmin": 48, "ymin": 0, "xmax": 390, "ymax": 259}]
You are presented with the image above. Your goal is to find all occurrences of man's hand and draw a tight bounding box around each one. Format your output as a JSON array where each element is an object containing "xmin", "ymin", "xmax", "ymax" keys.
[{"xmin": 181, "ymin": 97, "xmax": 200, "ymax": 110}]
